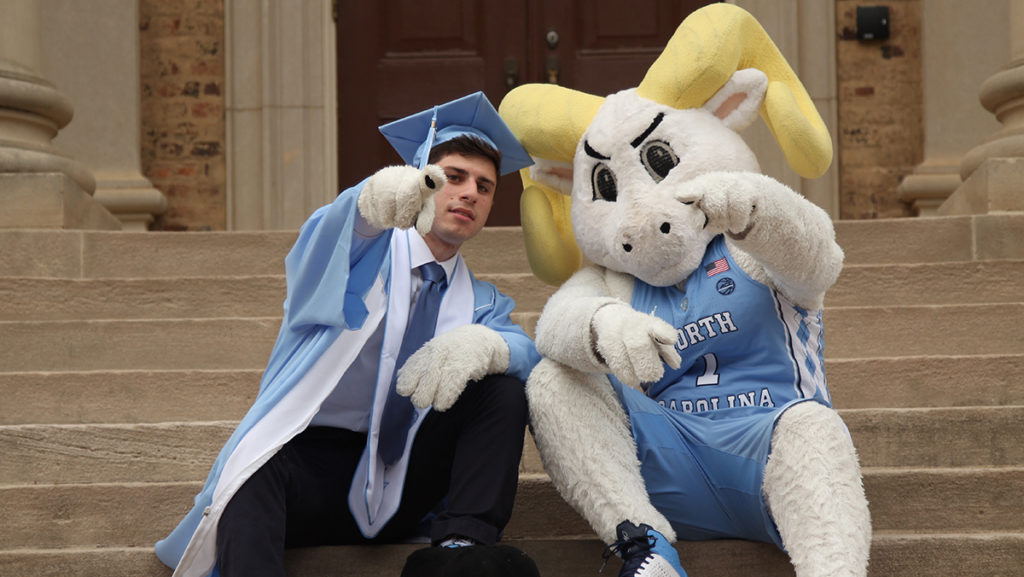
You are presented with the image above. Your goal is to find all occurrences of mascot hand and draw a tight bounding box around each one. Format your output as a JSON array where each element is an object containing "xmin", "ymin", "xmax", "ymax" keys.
[
  {"xmin": 675, "ymin": 172, "xmax": 762, "ymax": 238},
  {"xmin": 592, "ymin": 303, "xmax": 681, "ymax": 388},
  {"xmin": 396, "ymin": 325, "xmax": 511, "ymax": 411},
  {"xmin": 358, "ymin": 164, "xmax": 446, "ymax": 235}
]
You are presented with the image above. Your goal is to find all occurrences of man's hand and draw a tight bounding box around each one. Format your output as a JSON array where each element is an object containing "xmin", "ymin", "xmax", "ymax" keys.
[
  {"xmin": 591, "ymin": 303, "xmax": 681, "ymax": 389},
  {"xmin": 358, "ymin": 164, "xmax": 446, "ymax": 235},
  {"xmin": 396, "ymin": 325, "xmax": 510, "ymax": 411}
]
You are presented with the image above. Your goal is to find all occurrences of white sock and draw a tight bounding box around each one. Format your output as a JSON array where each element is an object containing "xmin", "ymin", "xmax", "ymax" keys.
[{"xmin": 439, "ymin": 535, "xmax": 477, "ymax": 548}]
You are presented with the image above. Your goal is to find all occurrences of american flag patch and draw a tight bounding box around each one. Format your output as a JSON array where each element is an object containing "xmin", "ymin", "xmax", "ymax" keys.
[{"xmin": 705, "ymin": 258, "xmax": 730, "ymax": 277}]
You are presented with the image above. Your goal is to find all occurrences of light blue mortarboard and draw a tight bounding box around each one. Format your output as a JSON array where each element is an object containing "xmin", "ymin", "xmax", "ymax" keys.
[{"xmin": 378, "ymin": 91, "xmax": 533, "ymax": 176}]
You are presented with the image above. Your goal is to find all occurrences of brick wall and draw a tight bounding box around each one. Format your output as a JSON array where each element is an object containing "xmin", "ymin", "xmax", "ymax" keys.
[
  {"xmin": 139, "ymin": 0, "xmax": 226, "ymax": 231},
  {"xmin": 835, "ymin": 0, "xmax": 922, "ymax": 219}
]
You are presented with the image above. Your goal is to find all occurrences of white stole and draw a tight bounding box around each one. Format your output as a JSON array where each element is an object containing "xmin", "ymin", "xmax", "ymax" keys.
[{"xmin": 349, "ymin": 228, "xmax": 475, "ymax": 536}]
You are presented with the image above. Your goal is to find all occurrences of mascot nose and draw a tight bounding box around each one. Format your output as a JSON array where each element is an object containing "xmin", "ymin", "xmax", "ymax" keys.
[{"xmin": 622, "ymin": 222, "xmax": 670, "ymax": 253}]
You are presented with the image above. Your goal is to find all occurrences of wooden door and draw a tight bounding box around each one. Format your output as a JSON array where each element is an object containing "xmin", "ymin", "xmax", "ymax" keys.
[{"xmin": 336, "ymin": 0, "xmax": 713, "ymax": 226}]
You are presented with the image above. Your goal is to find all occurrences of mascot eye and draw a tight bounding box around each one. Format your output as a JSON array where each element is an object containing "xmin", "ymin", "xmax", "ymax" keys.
[
  {"xmin": 591, "ymin": 163, "xmax": 618, "ymax": 202},
  {"xmin": 640, "ymin": 140, "xmax": 679, "ymax": 182}
]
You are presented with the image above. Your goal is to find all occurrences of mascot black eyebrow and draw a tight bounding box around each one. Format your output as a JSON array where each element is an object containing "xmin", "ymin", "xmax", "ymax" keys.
[{"xmin": 499, "ymin": 5, "xmax": 871, "ymax": 577}]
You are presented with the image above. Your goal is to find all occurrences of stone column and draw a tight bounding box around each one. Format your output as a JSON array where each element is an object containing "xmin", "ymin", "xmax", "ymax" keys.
[
  {"xmin": 0, "ymin": 0, "xmax": 118, "ymax": 229},
  {"xmin": 898, "ymin": 1, "xmax": 1007, "ymax": 215},
  {"xmin": 730, "ymin": 0, "xmax": 840, "ymax": 218},
  {"xmin": 39, "ymin": 0, "xmax": 167, "ymax": 231},
  {"xmin": 224, "ymin": 0, "xmax": 338, "ymax": 230},
  {"xmin": 939, "ymin": 0, "xmax": 1024, "ymax": 215}
]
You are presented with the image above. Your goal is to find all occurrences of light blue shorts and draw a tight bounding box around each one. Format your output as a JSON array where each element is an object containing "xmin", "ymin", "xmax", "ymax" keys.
[{"xmin": 614, "ymin": 383, "xmax": 817, "ymax": 548}]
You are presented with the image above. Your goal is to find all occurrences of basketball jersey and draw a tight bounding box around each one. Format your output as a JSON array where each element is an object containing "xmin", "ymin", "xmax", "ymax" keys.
[{"xmin": 617, "ymin": 235, "xmax": 832, "ymax": 415}]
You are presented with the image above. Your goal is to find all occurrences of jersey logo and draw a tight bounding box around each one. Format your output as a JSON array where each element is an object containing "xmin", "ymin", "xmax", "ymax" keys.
[
  {"xmin": 716, "ymin": 277, "xmax": 735, "ymax": 295},
  {"xmin": 706, "ymin": 257, "xmax": 730, "ymax": 277}
]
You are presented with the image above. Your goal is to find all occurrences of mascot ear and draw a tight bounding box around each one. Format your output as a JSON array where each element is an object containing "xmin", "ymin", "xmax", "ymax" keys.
[
  {"xmin": 529, "ymin": 158, "xmax": 574, "ymax": 196},
  {"xmin": 703, "ymin": 68, "xmax": 767, "ymax": 132}
]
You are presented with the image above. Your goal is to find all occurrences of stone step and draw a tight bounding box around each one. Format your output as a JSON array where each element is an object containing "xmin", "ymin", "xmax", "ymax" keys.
[
  {"xmin": 3, "ymin": 406, "xmax": 1021, "ymax": 486},
  {"xmin": 0, "ymin": 276, "xmax": 286, "ymax": 322},
  {"xmin": 0, "ymin": 369, "xmax": 263, "ymax": 425},
  {"xmin": 2, "ymin": 468, "xmax": 1022, "ymax": 550},
  {"xmin": 827, "ymin": 354, "xmax": 1024, "ymax": 410},
  {"xmin": 0, "ymin": 272, "xmax": 554, "ymax": 322},
  {"xmin": 3, "ymin": 259, "xmax": 1020, "ymax": 322},
  {"xmin": 0, "ymin": 228, "xmax": 528, "ymax": 279},
  {"xmin": 827, "ymin": 260, "xmax": 1024, "ymax": 307},
  {"xmin": 2, "ymin": 354, "xmax": 1022, "ymax": 426},
  {"xmin": 3, "ymin": 533, "xmax": 1024, "ymax": 577},
  {"xmin": 1, "ymin": 214, "xmax": 1021, "ymax": 279},
  {"xmin": 0, "ymin": 351, "xmax": 1014, "ymax": 463},
  {"xmin": 1, "ymin": 302, "xmax": 1020, "ymax": 371},
  {"xmin": 833, "ymin": 213, "xmax": 1024, "ymax": 264},
  {"xmin": 823, "ymin": 302, "xmax": 1024, "ymax": 359}
]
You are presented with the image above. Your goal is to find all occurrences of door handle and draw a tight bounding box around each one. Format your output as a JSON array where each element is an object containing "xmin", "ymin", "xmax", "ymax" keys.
[
  {"xmin": 504, "ymin": 57, "xmax": 519, "ymax": 90},
  {"xmin": 546, "ymin": 55, "xmax": 560, "ymax": 84}
]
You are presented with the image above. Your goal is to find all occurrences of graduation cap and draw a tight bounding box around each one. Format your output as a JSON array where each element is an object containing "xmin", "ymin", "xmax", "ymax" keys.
[{"xmin": 379, "ymin": 91, "xmax": 533, "ymax": 176}]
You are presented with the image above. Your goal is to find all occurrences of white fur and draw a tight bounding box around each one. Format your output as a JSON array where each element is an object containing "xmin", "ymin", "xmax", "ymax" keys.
[
  {"xmin": 526, "ymin": 359, "xmax": 676, "ymax": 544},
  {"xmin": 591, "ymin": 302, "xmax": 681, "ymax": 388},
  {"xmin": 525, "ymin": 68, "xmax": 870, "ymax": 577},
  {"xmin": 397, "ymin": 323, "xmax": 510, "ymax": 411},
  {"xmin": 357, "ymin": 164, "xmax": 445, "ymax": 236},
  {"xmin": 764, "ymin": 402, "xmax": 872, "ymax": 577}
]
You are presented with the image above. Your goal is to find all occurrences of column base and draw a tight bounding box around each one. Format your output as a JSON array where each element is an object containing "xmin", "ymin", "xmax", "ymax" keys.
[
  {"xmin": 93, "ymin": 180, "xmax": 168, "ymax": 231},
  {"xmin": 898, "ymin": 168, "xmax": 962, "ymax": 217},
  {"xmin": 938, "ymin": 157, "xmax": 1024, "ymax": 216},
  {"xmin": 0, "ymin": 172, "xmax": 121, "ymax": 230}
]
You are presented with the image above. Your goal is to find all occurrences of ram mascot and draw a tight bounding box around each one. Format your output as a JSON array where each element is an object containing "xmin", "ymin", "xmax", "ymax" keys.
[{"xmin": 498, "ymin": 4, "xmax": 871, "ymax": 577}]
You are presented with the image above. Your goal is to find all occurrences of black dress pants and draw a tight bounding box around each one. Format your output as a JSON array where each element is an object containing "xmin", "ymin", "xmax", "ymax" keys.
[{"xmin": 215, "ymin": 373, "xmax": 528, "ymax": 577}]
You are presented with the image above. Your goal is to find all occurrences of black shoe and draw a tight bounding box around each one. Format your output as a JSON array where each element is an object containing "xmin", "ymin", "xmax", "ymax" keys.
[{"xmin": 401, "ymin": 544, "xmax": 541, "ymax": 577}]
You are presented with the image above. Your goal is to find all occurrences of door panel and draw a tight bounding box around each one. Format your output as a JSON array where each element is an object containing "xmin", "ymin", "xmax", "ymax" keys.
[{"xmin": 337, "ymin": 1, "xmax": 712, "ymax": 225}]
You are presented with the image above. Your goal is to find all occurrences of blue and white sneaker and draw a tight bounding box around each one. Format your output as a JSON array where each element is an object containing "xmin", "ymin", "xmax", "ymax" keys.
[{"xmin": 601, "ymin": 520, "xmax": 688, "ymax": 577}]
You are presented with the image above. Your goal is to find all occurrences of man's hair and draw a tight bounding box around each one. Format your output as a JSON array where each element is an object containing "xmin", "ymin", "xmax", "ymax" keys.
[{"xmin": 428, "ymin": 135, "xmax": 502, "ymax": 178}]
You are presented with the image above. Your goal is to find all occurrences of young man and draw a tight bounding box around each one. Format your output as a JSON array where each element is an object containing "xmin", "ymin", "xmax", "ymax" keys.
[{"xmin": 155, "ymin": 92, "xmax": 541, "ymax": 577}]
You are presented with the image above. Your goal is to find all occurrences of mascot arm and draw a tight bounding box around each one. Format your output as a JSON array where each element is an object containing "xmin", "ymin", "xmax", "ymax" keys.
[
  {"xmin": 397, "ymin": 324, "xmax": 510, "ymax": 411},
  {"xmin": 357, "ymin": 164, "xmax": 447, "ymax": 237},
  {"xmin": 535, "ymin": 266, "xmax": 680, "ymax": 388},
  {"xmin": 677, "ymin": 171, "xmax": 843, "ymax": 310}
]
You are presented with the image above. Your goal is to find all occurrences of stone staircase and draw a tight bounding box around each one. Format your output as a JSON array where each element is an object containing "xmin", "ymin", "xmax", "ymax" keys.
[{"xmin": 1, "ymin": 214, "xmax": 1022, "ymax": 577}]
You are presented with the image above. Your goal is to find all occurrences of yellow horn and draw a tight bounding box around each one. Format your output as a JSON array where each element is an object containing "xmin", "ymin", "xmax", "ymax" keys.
[
  {"xmin": 519, "ymin": 175, "xmax": 581, "ymax": 286},
  {"xmin": 637, "ymin": 3, "xmax": 832, "ymax": 178},
  {"xmin": 499, "ymin": 84, "xmax": 604, "ymax": 164},
  {"xmin": 500, "ymin": 84, "xmax": 602, "ymax": 284}
]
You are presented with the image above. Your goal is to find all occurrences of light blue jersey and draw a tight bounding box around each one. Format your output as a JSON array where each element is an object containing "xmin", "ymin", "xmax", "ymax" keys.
[
  {"xmin": 608, "ymin": 236, "xmax": 832, "ymax": 546},
  {"xmin": 622, "ymin": 235, "xmax": 831, "ymax": 413}
]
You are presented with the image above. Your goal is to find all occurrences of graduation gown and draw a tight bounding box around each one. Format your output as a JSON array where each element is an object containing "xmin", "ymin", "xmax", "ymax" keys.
[{"xmin": 154, "ymin": 182, "xmax": 539, "ymax": 577}]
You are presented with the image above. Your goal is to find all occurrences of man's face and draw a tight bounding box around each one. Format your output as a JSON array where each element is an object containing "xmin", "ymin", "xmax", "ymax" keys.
[{"xmin": 423, "ymin": 152, "xmax": 497, "ymax": 260}]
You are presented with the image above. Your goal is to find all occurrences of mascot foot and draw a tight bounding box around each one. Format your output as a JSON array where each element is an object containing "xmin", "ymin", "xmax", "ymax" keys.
[
  {"xmin": 400, "ymin": 544, "xmax": 541, "ymax": 577},
  {"xmin": 602, "ymin": 521, "xmax": 688, "ymax": 577}
]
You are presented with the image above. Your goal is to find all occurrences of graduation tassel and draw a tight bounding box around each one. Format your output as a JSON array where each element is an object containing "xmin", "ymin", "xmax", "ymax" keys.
[{"xmin": 418, "ymin": 105, "xmax": 439, "ymax": 169}]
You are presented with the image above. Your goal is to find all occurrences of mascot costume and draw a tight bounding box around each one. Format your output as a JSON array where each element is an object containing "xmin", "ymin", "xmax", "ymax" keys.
[{"xmin": 499, "ymin": 4, "xmax": 871, "ymax": 577}]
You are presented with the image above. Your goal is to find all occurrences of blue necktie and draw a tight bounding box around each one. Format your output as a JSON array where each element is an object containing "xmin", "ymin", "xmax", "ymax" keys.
[{"xmin": 379, "ymin": 261, "xmax": 447, "ymax": 464}]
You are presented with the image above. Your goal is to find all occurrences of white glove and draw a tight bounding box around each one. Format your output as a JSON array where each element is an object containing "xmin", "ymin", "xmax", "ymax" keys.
[
  {"xmin": 591, "ymin": 303, "xmax": 681, "ymax": 389},
  {"xmin": 357, "ymin": 164, "xmax": 446, "ymax": 236},
  {"xmin": 396, "ymin": 324, "xmax": 511, "ymax": 411},
  {"xmin": 674, "ymin": 172, "xmax": 762, "ymax": 238}
]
